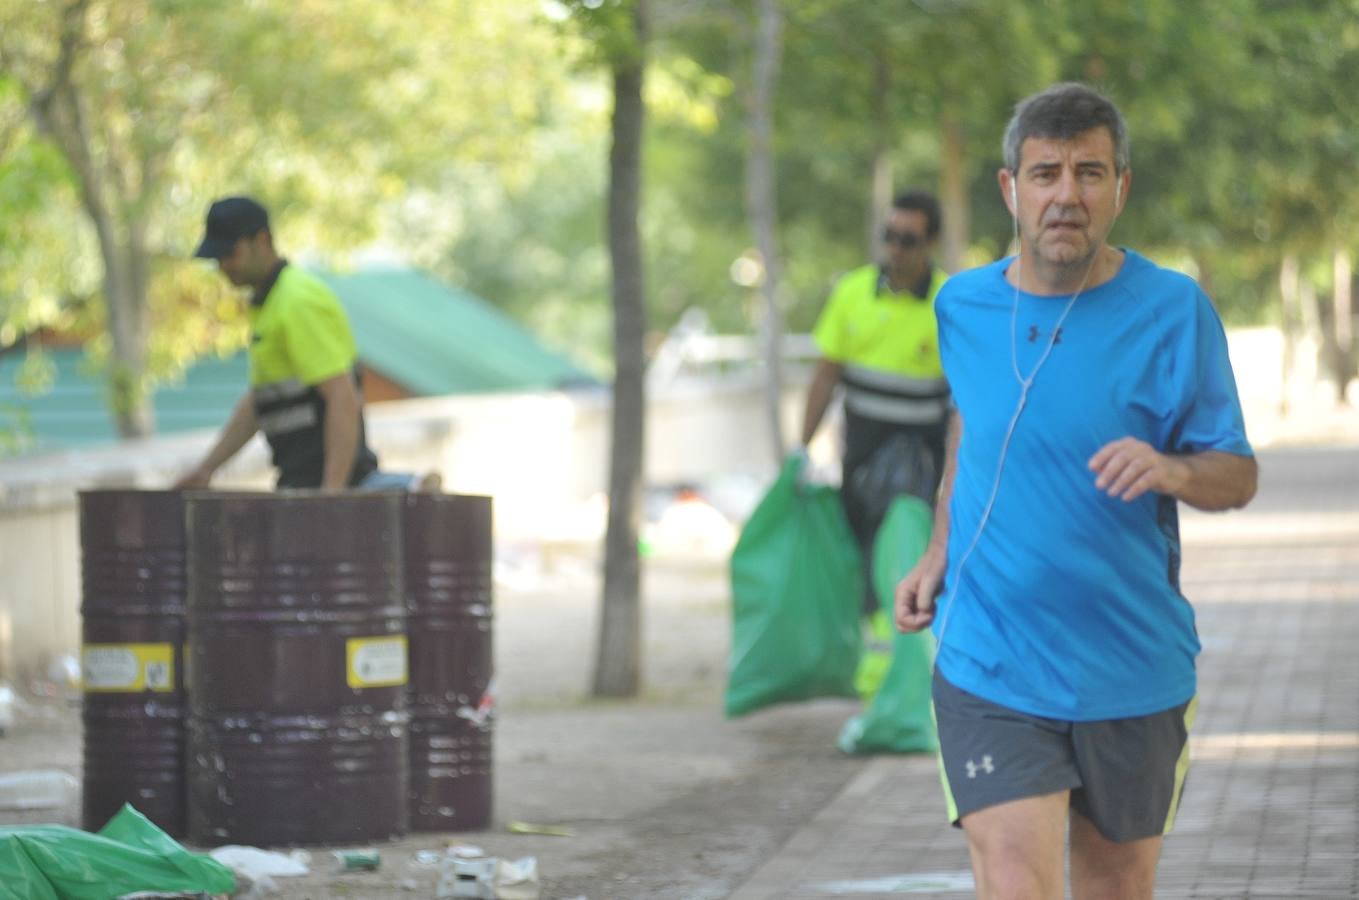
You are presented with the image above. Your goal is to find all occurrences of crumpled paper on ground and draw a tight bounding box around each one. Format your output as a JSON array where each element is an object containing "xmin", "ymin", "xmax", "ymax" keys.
[{"xmin": 436, "ymin": 849, "xmax": 539, "ymax": 900}]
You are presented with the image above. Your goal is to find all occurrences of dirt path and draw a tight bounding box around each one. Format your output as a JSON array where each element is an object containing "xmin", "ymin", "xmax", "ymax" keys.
[{"xmin": 0, "ymin": 551, "xmax": 877, "ymax": 899}]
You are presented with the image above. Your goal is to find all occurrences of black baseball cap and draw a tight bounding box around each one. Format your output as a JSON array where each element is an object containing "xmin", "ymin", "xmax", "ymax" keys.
[{"xmin": 194, "ymin": 196, "xmax": 270, "ymax": 259}]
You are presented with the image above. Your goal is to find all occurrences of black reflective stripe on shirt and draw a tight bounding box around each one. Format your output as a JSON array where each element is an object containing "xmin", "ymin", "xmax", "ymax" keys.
[
  {"xmin": 252, "ymin": 376, "xmax": 323, "ymax": 437},
  {"xmin": 842, "ymin": 363, "xmax": 950, "ymax": 426},
  {"xmin": 253, "ymin": 373, "xmax": 376, "ymax": 488},
  {"xmin": 252, "ymin": 377, "xmax": 309, "ymax": 405},
  {"xmin": 256, "ymin": 403, "xmax": 319, "ymax": 435}
]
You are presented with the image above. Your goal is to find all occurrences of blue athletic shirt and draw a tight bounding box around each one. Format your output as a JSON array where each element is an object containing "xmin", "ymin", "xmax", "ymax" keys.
[{"xmin": 931, "ymin": 249, "xmax": 1252, "ymax": 721}]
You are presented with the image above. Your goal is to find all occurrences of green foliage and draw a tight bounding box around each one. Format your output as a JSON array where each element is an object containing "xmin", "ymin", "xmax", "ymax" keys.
[
  {"xmin": 2, "ymin": 0, "xmax": 1356, "ymax": 415},
  {"xmin": 555, "ymin": 0, "xmax": 645, "ymax": 69},
  {"xmin": 399, "ymin": 140, "xmax": 615, "ymax": 373},
  {"xmin": 0, "ymin": 350, "xmax": 47, "ymax": 458},
  {"xmin": 638, "ymin": 0, "xmax": 1359, "ymax": 330},
  {"xmin": 0, "ymin": 401, "xmax": 34, "ymax": 457},
  {"xmin": 78, "ymin": 263, "xmax": 250, "ymax": 388},
  {"xmin": 0, "ymin": 72, "xmax": 92, "ymax": 344},
  {"xmin": 1, "ymin": 0, "xmax": 576, "ymax": 423}
]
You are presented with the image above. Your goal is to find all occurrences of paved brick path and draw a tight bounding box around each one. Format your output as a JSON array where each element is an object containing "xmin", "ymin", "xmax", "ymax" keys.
[{"xmin": 733, "ymin": 444, "xmax": 1359, "ymax": 899}]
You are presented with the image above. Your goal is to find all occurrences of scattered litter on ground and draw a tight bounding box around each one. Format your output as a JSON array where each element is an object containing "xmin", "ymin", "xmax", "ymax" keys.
[
  {"xmin": 206, "ymin": 845, "xmax": 309, "ymax": 896},
  {"xmin": 436, "ymin": 849, "xmax": 540, "ymax": 899},
  {"xmin": 34, "ymin": 654, "xmax": 82, "ymax": 703},
  {"xmin": 643, "ymin": 487, "xmax": 737, "ymax": 557},
  {"xmin": 0, "ymin": 682, "xmax": 15, "ymax": 735},
  {"xmin": 206, "ymin": 846, "xmax": 309, "ymax": 879},
  {"xmin": 330, "ymin": 848, "xmax": 380, "ymax": 871},
  {"xmin": 458, "ymin": 679, "xmax": 496, "ymax": 727},
  {"xmin": 507, "ymin": 821, "xmax": 573, "ymax": 837}
]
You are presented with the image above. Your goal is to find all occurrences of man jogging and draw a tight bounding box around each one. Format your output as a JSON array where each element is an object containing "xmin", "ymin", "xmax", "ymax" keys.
[{"xmin": 896, "ymin": 83, "xmax": 1257, "ymax": 899}]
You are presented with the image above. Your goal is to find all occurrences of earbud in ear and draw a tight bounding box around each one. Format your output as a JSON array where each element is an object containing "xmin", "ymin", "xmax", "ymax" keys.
[
  {"xmin": 1010, "ymin": 180, "xmax": 1018, "ymax": 209},
  {"xmin": 1114, "ymin": 177, "xmax": 1122, "ymax": 207}
]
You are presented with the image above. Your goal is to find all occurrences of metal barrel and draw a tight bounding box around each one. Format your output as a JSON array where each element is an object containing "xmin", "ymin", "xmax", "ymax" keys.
[
  {"xmin": 403, "ymin": 493, "xmax": 494, "ymax": 831},
  {"xmin": 78, "ymin": 489, "xmax": 188, "ymax": 836},
  {"xmin": 185, "ymin": 491, "xmax": 408, "ymax": 846}
]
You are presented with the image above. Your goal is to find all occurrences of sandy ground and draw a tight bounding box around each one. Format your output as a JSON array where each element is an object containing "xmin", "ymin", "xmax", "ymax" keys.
[{"xmin": 0, "ymin": 552, "xmax": 874, "ymax": 899}]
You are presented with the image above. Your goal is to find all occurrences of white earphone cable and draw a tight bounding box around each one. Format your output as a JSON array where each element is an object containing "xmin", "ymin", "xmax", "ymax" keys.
[{"xmin": 932, "ymin": 181, "xmax": 1100, "ymax": 654}]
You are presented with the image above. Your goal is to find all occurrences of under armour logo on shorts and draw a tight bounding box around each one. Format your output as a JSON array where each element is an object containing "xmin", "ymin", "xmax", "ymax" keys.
[{"xmin": 965, "ymin": 755, "xmax": 995, "ymax": 778}]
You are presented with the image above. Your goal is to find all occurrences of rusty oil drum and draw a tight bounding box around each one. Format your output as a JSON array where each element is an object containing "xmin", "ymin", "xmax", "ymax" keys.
[
  {"xmin": 79, "ymin": 489, "xmax": 188, "ymax": 836},
  {"xmin": 185, "ymin": 491, "xmax": 408, "ymax": 846},
  {"xmin": 403, "ymin": 493, "xmax": 493, "ymax": 831}
]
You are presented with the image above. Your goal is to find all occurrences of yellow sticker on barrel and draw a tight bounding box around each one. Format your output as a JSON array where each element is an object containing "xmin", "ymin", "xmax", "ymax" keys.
[
  {"xmin": 346, "ymin": 636, "xmax": 408, "ymax": 688},
  {"xmin": 81, "ymin": 643, "xmax": 175, "ymax": 692}
]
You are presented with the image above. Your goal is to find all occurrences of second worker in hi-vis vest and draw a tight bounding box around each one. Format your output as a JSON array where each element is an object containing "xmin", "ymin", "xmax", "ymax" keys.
[{"xmin": 800, "ymin": 189, "xmax": 951, "ymax": 620}]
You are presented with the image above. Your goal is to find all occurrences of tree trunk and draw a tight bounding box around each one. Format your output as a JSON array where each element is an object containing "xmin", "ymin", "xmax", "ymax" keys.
[
  {"xmin": 104, "ymin": 223, "xmax": 154, "ymax": 437},
  {"xmin": 745, "ymin": 0, "xmax": 785, "ymax": 465},
  {"xmin": 938, "ymin": 110, "xmax": 969, "ymax": 274},
  {"xmin": 1279, "ymin": 253, "xmax": 1299, "ymax": 416},
  {"xmin": 1301, "ymin": 278, "xmax": 1322, "ymax": 407},
  {"xmin": 592, "ymin": 0, "xmax": 647, "ymax": 699},
  {"xmin": 26, "ymin": 1, "xmax": 154, "ymax": 438},
  {"xmin": 1330, "ymin": 246, "xmax": 1354, "ymax": 405},
  {"xmin": 865, "ymin": 49, "xmax": 892, "ymax": 259},
  {"xmin": 1193, "ymin": 252, "xmax": 1215, "ymax": 299}
]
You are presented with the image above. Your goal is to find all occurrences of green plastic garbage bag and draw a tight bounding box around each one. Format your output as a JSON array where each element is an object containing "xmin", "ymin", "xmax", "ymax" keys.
[
  {"xmin": 726, "ymin": 453, "xmax": 864, "ymax": 717},
  {"xmin": 0, "ymin": 804, "xmax": 235, "ymax": 900},
  {"xmin": 838, "ymin": 494, "xmax": 938, "ymax": 753},
  {"xmin": 0, "ymin": 835, "xmax": 56, "ymax": 900}
]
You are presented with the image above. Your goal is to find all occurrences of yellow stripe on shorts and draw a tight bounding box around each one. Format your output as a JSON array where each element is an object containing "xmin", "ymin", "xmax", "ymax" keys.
[
  {"xmin": 931, "ymin": 696, "xmax": 959, "ymax": 822},
  {"xmin": 1162, "ymin": 694, "xmax": 1199, "ymax": 834}
]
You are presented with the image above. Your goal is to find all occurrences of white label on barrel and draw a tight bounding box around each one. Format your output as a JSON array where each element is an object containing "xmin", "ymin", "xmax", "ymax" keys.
[
  {"xmin": 346, "ymin": 636, "xmax": 408, "ymax": 689},
  {"xmin": 82, "ymin": 643, "xmax": 175, "ymax": 692}
]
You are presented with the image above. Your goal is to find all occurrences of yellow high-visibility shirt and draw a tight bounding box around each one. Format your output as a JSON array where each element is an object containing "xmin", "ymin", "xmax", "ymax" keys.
[
  {"xmin": 812, "ymin": 264, "xmax": 949, "ymax": 428},
  {"xmin": 246, "ymin": 265, "xmax": 376, "ymax": 487},
  {"xmin": 813, "ymin": 264, "xmax": 947, "ymax": 378}
]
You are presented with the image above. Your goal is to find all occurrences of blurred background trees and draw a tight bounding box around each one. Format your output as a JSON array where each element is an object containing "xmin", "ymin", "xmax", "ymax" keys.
[{"xmin": 3, "ymin": 0, "xmax": 1357, "ymax": 422}]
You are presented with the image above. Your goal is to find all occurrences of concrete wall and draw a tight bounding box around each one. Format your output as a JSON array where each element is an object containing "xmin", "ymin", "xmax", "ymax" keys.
[{"xmin": 0, "ymin": 503, "xmax": 80, "ymax": 684}]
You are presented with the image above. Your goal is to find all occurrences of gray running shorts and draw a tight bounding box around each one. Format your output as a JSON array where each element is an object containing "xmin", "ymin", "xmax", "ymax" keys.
[{"xmin": 931, "ymin": 668, "xmax": 1196, "ymax": 842}]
